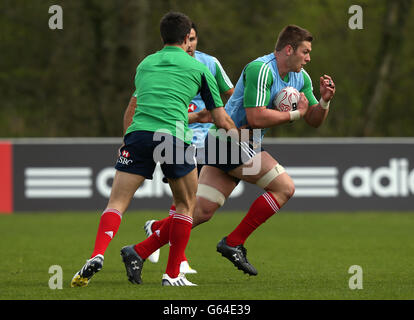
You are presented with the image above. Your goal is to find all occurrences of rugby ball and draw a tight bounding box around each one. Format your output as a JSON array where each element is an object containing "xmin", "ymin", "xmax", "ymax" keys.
[{"xmin": 273, "ymin": 86, "xmax": 300, "ymax": 112}]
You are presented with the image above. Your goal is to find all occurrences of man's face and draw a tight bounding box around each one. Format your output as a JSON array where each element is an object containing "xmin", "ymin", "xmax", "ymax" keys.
[
  {"xmin": 186, "ymin": 28, "xmax": 198, "ymax": 57},
  {"xmin": 288, "ymin": 41, "xmax": 312, "ymax": 72}
]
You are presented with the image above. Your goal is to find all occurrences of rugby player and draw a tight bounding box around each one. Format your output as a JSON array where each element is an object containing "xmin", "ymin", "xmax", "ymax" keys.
[
  {"xmin": 130, "ymin": 25, "xmax": 336, "ymax": 278},
  {"xmin": 142, "ymin": 22, "xmax": 234, "ymax": 274},
  {"xmin": 70, "ymin": 12, "xmax": 237, "ymax": 287},
  {"xmin": 194, "ymin": 25, "xmax": 336, "ymax": 275}
]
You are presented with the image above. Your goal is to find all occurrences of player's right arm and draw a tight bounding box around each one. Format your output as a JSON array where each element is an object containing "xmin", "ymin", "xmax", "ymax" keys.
[
  {"xmin": 117, "ymin": 92, "xmax": 137, "ymax": 156},
  {"xmin": 123, "ymin": 92, "xmax": 137, "ymax": 135},
  {"xmin": 244, "ymin": 62, "xmax": 308, "ymax": 128}
]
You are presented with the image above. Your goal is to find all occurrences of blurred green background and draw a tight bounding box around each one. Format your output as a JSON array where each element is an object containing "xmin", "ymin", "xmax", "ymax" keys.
[{"xmin": 1, "ymin": 0, "xmax": 413, "ymax": 138}]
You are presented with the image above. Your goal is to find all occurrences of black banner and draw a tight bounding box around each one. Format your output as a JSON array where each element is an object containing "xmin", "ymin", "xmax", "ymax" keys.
[{"xmin": 8, "ymin": 138, "xmax": 414, "ymax": 212}]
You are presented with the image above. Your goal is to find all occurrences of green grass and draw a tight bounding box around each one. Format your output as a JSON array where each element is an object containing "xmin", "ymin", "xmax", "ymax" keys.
[{"xmin": 0, "ymin": 211, "xmax": 413, "ymax": 300}]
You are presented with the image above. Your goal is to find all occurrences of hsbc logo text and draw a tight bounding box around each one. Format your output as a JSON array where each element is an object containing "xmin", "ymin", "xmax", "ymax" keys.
[
  {"xmin": 117, "ymin": 155, "xmax": 133, "ymax": 166},
  {"xmin": 343, "ymin": 158, "xmax": 414, "ymax": 197}
]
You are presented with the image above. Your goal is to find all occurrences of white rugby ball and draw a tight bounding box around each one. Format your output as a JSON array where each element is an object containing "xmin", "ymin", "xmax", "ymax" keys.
[{"xmin": 273, "ymin": 86, "xmax": 300, "ymax": 112}]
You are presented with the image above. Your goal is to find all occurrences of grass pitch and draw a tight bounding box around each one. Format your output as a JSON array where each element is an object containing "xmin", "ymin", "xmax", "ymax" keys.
[{"xmin": 0, "ymin": 211, "xmax": 413, "ymax": 300}]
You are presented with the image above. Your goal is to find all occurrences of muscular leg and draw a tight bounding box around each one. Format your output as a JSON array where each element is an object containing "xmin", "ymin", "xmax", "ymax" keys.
[
  {"xmin": 143, "ymin": 166, "xmax": 237, "ymax": 273},
  {"xmin": 193, "ymin": 165, "xmax": 238, "ymax": 228},
  {"xmin": 229, "ymin": 151, "xmax": 294, "ymax": 207},
  {"xmin": 107, "ymin": 170, "xmax": 146, "ymax": 213},
  {"xmin": 142, "ymin": 165, "xmax": 228, "ymax": 272},
  {"xmin": 164, "ymin": 169, "xmax": 198, "ymax": 278},
  {"xmin": 168, "ymin": 169, "xmax": 198, "ymax": 217},
  {"xmin": 150, "ymin": 205, "xmax": 175, "ymax": 231},
  {"xmin": 213, "ymin": 151, "xmax": 295, "ymax": 275},
  {"xmin": 224, "ymin": 151, "xmax": 295, "ymax": 247},
  {"xmin": 72, "ymin": 168, "xmax": 147, "ymax": 287},
  {"xmin": 91, "ymin": 170, "xmax": 146, "ymax": 258},
  {"xmin": 135, "ymin": 170, "xmax": 199, "ymax": 271}
]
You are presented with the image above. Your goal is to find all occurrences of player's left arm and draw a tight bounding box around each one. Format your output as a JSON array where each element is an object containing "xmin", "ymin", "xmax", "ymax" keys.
[
  {"xmin": 213, "ymin": 58, "xmax": 234, "ymax": 101},
  {"xmin": 200, "ymin": 71, "xmax": 237, "ymax": 132},
  {"xmin": 303, "ymin": 72, "xmax": 336, "ymax": 128},
  {"xmin": 223, "ymin": 87, "xmax": 234, "ymax": 100}
]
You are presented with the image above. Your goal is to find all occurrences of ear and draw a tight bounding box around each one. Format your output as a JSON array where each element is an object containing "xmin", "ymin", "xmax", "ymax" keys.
[
  {"xmin": 285, "ymin": 45, "xmax": 294, "ymax": 56},
  {"xmin": 285, "ymin": 44, "xmax": 293, "ymax": 56}
]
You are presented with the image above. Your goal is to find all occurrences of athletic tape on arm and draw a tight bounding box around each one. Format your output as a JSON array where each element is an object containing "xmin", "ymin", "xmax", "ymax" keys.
[
  {"xmin": 256, "ymin": 164, "xmax": 285, "ymax": 188},
  {"xmin": 196, "ymin": 184, "xmax": 226, "ymax": 206}
]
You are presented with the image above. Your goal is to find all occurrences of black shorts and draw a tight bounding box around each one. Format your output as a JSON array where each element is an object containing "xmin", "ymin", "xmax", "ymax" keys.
[
  {"xmin": 115, "ymin": 131, "xmax": 196, "ymax": 180},
  {"xmin": 162, "ymin": 146, "xmax": 205, "ymax": 183},
  {"xmin": 194, "ymin": 146, "xmax": 206, "ymax": 175},
  {"xmin": 203, "ymin": 132, "xmax": 264, "ymax": 172}
]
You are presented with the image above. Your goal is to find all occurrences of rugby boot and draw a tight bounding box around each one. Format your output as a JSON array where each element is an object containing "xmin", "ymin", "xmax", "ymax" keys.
[{"xmin": 216, "ymin": 237, "xmax": 258, "ymax": 276}]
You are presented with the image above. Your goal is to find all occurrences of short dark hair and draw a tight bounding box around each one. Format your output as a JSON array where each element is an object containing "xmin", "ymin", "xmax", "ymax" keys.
[
  {"xmin": 275, "ymin": 25, "xmax": 313, "ymax": 51},
  {"xmin": 160, "ymin": 12, "xmax": 192, "ymax": 45},
  {"xmin": 191, "ymin": 22, "xmax": 198, "ymax": 37}
]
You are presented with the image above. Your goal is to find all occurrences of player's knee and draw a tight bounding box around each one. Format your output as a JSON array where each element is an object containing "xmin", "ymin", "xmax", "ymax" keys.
[
  {"xmin": 195, "ymin": 205, "xmax": 215, "ymax": 224},
  {"xmin": 266, "ymin": 176, "xmax": 295, "ymax": 204},
  {"xmin": 278, "ymin": 179, "xmax": 295, "ymax": 202},
  {"xmin": 193, "ymin": 194, "xmax": 221, "ymax": 226},
  {"xmin": 283, "ymin": 180, "xmax": 295, "ymax": 200}
]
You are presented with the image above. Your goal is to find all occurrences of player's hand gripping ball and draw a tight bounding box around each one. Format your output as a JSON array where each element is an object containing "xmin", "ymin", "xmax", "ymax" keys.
[{"xmin": 273, "ymin": 86, "xmax": 300, "ymax": 112}]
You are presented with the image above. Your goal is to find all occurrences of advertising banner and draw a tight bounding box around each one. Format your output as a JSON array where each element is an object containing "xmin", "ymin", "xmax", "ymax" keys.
[{"xmin": 1, "ymin": 138, "xmax": 413, "ymax": 213}]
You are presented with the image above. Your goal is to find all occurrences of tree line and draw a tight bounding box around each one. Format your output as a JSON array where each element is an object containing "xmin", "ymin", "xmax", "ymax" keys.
[{"xmin": 1, "ymin": 0, "xmax": 413, "ymax": 138}]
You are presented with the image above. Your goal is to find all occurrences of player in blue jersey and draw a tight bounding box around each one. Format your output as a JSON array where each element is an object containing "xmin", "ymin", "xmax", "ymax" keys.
[
  {"xmin": 191, "ymin": 25, "xmax": 336, "ymax": 276},
  {"xmin": 185, "ymin": 22, "xmax": 235, "ymax": 169},
  {"xmin": 139, "ymin": 22, "xmax": 234, "ymax": 273}
]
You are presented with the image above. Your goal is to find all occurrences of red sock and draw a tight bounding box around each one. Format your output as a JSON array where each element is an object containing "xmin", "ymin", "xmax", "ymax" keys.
[
  {"xmin": 165, "ymin": 213, "xmax": 193, "ymax": 278},
  {"xmin": 146, "ymin": 204, "xmax": 188, "ymax": 264},
  {"xmin": 134, "ymin": 215, "xmax": 172, "ymax": 259},
  {"xmin": 91, "ymin": 208, "xmax": 122, "ymax": 258},
  {"xmin": 226, "ymin": 192, "xmax": 280, "ymax": 247},
  {"xmin": 151, "ymin": 205, "xmax": 175, "ymax": 232}
]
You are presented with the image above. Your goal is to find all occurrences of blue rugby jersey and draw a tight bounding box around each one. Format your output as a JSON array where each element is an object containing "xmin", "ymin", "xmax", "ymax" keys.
[
  {"xmin": 189, "ymin": 51, "xmax": 233, "ymax": 148},
  {"xmin": 222, "ymin": 52, "xmax": 317, "ymax": 144}
]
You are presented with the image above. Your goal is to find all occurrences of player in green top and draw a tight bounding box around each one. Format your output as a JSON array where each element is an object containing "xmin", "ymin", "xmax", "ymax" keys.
[
  {"xmin": 71, "ymin": 12, "xmax": 237, "ymax": 287},
  {"xmin": 126, "ymin": 39, "xmax": 224, "ymax": 144},
  {"xmin": 142, "ymin": 22, "xmax": 235, "ymax": 274}
]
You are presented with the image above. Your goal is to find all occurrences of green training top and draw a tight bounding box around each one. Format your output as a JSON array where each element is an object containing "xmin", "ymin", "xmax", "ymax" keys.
[
  {"xmin": 242, "ymin": 61, "xmax": 318, "ymax": 108},
  {"xmin": 127, "ymin": 46, "xmax": 223, "ymax": 144}
]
